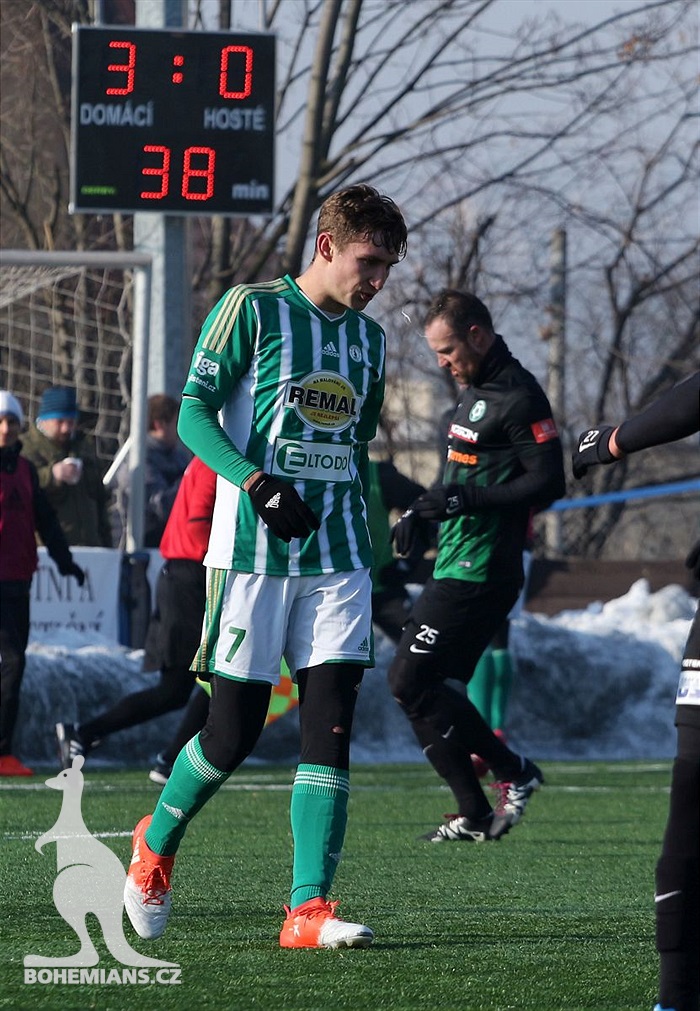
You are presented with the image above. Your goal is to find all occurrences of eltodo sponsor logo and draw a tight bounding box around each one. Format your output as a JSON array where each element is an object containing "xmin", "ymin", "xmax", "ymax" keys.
[
  {"xmin": 272, "ymin": 438, "xmax": 352, "ymax": 482},
  {"xmin": 23, "ymin": 756, "xmax": 180, "ymax": 986}
]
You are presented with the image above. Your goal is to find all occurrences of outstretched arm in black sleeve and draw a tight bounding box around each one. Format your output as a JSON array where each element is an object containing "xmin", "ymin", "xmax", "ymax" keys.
[
  {"xmin": 572, "ymin": 371, "xmax": 699, "ymax": 478},
  {"xmin": 31, "ymin": 463, "xmax": 85, "ymax": 585}
]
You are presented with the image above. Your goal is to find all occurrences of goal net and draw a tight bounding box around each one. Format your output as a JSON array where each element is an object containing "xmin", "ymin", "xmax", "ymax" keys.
[{"xmin": 0, "ymin": 250, "xmax": 152, "ymax": 549}]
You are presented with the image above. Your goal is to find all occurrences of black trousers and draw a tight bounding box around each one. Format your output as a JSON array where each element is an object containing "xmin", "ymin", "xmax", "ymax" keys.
[
  {"xmin": 655, "ymin": 605, "xmax": 700, "ymax": 1011},
  {"xmin": 0, "ymin": 583, "xmax": 31, "ymax": 756},
  {"xmin": 388, "ymin": 576, "xmax": 522, "ymax": 819}
]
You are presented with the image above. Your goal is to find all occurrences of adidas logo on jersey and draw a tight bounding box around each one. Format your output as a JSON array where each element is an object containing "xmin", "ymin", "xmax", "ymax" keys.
[
  {"xmin": 265, "ymin": 492, "xmax": 282, "ymax": 509},
  {"xmin": 322, "ymin": 341, "xmax": 340, "ymax": 357}
]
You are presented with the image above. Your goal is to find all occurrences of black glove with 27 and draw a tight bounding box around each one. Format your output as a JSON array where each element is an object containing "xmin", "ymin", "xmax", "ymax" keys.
[
  {"xmin": 413, "ymin": 484, "xmax": 472, "ymax": 521},
  {"xmin": 571, "ymin": 425, "xmax": 617, "ymax": 480},
  {"xmin": 247, "ymin": 473, "xmax": 320, "ymax": 543}
]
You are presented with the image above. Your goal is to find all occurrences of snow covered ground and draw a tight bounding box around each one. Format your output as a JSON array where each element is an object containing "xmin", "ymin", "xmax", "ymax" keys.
[{"xmin": 16, "ymin": 578, "xmax": 695, "ymax": 769}]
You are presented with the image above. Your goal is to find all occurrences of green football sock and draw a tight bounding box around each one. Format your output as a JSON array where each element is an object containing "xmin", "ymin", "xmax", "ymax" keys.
[
  {"xmin": 467, "ymin": 647, "xmax": 494, "ymax": 725},
  {"xmin": 144, "ymin": 734, "xmax": 229, "ymax": 856},
  {"xmin": 289, "ymin": 764, "xmax": 350, "ymax": 909},
  {"xmin": 490, "ymin": 648, "xmax": 515, "ymax": 731}
]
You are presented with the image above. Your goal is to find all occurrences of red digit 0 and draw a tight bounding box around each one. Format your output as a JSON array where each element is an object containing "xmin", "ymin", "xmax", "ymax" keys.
[
  {"xmin": 182, "ymin": 147, "xmax": 215, "ymax": 200},
  {"xmin": 141, "ymin": 145, "xmax": 170, "ymax": 199},
  {"xmin": 106, "ymin": 41, "xmax": 136, "ymax": 96},
  {"xmin": 219, "ymin": 45, "xmax": 253, "ymax": 99}
]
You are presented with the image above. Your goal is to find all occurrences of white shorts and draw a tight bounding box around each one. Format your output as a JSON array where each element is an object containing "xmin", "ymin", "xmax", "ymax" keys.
[{"xmin": 197, "ymin": 568, "xmax": 374, "ymax": 685}]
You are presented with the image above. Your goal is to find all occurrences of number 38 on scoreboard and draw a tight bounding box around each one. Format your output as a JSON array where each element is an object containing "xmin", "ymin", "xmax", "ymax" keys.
[{"xmin": 70, "ymin": 26, "xmax": 276, "ymax": 216}]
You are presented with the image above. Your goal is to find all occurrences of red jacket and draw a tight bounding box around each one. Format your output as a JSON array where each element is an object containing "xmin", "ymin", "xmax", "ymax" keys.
[
  {"xmin": 0, "ymin": 442, "xmax": 74, "ymax": 582},
  {"xmin": 159, "ymin": 457, "xmax": 216, "ymax": 563}
]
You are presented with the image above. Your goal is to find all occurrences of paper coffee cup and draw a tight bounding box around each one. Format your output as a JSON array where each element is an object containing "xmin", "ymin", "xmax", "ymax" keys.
[{"xmin": 63, "ymin": 457, "xmax": 83, "ymax": 482}]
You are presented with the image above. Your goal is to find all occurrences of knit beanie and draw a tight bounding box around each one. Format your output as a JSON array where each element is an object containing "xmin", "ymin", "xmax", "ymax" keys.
[
  {"xmin": 0, "ymin": 390, "xmax": 25, "ymax": 427},
  {"xmin": 37, "ymin": 386, "xmax": 78, "ymax": 420}
]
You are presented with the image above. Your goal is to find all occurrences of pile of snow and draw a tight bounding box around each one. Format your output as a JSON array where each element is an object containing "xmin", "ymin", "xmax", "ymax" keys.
[
  {"xmin": 507, "ymin": 580, "xmax": 693, "ymax": 760},
  {"xmin": 15, "ymin": 579, "xmax": 695, "ymax": 768}
]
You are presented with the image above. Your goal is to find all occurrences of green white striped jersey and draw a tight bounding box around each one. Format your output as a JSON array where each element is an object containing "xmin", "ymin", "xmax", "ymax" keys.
[{"xmin": 182, "ymin": 274, "xmax": 386, "ymax": 576}]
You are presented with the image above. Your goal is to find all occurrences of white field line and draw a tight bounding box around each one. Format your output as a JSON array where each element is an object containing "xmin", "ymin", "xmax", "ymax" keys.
[
  {"xmin": 2, "ymin": 780, "xmax": 670, "ymax": 843},
  {"xmin": 0, "ymin": 759, "xmax": 671, "ymax": 793}
]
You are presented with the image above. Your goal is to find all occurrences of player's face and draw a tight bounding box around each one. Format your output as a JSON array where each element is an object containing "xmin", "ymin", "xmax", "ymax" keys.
[
  {"xmin": 323, "ymin": 236, "xmax": 400, "ymax": 313},
  {"xmin": 425, "ymin": 317, "xmax": 483, "ymax": 384},
  {"xmin": 0, "ymin": 413, "xmax": 20, "ymax": 449}
]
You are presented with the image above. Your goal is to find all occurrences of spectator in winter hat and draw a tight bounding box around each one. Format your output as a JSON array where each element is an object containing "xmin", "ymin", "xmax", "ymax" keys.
[
  {"xmin": 20, "ymin": 385, "xmax": 112, "ymax": 547},
  {"xmin": 0, "ymin": 390, "xmax": 85, "ymax": 777},
  {"xmin": 0, "ymin": 391, "xmax": 24, "ymax": 428}
]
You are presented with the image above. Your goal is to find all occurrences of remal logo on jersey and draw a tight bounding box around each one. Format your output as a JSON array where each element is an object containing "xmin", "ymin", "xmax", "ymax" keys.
[{"xmin": 284, "ymin": 372, "xmax": 360, "ymax": 432}]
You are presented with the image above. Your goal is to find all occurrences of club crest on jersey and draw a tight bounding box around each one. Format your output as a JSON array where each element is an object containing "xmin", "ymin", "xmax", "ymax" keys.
[
  {"xmin": 468, "ymin": 400, "xmax": 487, "ymax": 422},
  {"xmin": 284, "ymin": 371, "xmax": 360, "ymax": 432}
]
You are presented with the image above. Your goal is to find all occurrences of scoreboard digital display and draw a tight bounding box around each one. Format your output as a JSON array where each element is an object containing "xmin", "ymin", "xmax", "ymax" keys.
[{"xmin": 70, "ymin": 25, "xmax": 275, "ymax": 215}]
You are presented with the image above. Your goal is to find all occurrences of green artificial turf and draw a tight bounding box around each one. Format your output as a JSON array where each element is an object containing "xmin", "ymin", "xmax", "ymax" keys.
[{"xmin": 0, "ymin": 760, "xmax": 670, "ymax": 1010}]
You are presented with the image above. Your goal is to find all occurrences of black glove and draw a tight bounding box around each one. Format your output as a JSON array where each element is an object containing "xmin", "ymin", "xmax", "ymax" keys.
[
  {"xmin": 247, "ymin": 473, "xmax": 320, "ymax": 543},
  {"xmin": 571, "ymin": 425, "xmax": 617, "ymax": 479},
  {"xmin": 60, "ymin": 561, "xmax": 85, "ymax": 587},
  {"xmin": 413, "ymin": 484, "xmax": 471, "ymax": 521},
  {"xmin": 686, "ymin": 538, "xmax": 700, "ymax": 580},
  {"xmin": 390, "ymin": 508, "xmax": 421, "ymax": 557}
]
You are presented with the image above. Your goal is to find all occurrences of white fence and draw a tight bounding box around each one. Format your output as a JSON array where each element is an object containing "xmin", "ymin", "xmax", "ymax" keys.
[{"xmin": 32, "ymin": 548, "xmax": 163, "ymax": 646}]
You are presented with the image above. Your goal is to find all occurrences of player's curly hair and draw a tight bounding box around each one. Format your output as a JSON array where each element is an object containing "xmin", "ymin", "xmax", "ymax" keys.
[{"xmin": 316, "ymin": 184, "xmax": 407, "ymax": 259}]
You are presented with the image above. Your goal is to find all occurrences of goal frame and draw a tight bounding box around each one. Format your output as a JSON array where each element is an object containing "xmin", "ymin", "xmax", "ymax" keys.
[{"xmin": 0, "ymin": 249, "xmax": 152, "ymax": 552}]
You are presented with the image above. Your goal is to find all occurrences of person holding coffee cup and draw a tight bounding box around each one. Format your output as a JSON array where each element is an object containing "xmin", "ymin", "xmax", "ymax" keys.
[
  {"xmin": 59, "ymin": 456, "xmax": 83, "ymax": 485},
  {"xmin": 20, "ymin": 386, "xmax": 112, "ymax": 547}
]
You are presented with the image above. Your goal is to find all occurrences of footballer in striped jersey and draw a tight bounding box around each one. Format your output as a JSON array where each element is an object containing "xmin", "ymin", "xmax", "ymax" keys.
[
  {"xmin": 123, "ymin": 185, "xmax": 407, "ymax": 950},
  {"xmin": 184, "ymin": 273, "xmax": 386, "ymax": 577}
]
